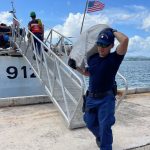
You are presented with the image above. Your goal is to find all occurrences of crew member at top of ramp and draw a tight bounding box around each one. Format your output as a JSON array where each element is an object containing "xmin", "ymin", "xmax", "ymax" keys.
[
  {"xmin": 68, "ymin": 27, "xmax": 129, "ymax": 150},
  {"xmin": 28, "ymin": 11, "xmax": 44, "ymax": 59}
]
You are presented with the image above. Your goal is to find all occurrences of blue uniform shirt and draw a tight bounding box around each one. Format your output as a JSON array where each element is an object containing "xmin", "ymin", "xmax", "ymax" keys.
[{"xmin": 87, "ymin": 51, "xmax": 124, "ymax": 93}]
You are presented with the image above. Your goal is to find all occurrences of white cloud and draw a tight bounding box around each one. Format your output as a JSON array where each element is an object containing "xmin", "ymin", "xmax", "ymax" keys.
[
  {"xmin": 133, "ymin": 5, "xmax": 145, "ymax": 10},
  {"xmin": 126, "ymin": 5, "xmax": 145, "ymax": 11},
  {"xmin": 127, "ymin": 35, "xmax": 150, "ymax": 57},
  {"xmin": 141, "ymin": 15, "xmax": 150, "ymax": 31},
  {"xmin": 104, "ymin": 9, "xmax": 133, "ymax": 24},
  {"xmin": 53, "ymin": 13, "xmax": 110, "ymax": 37},
  {"xmin": 53, "ymin": 13, "xmax": 82, "ymax": 37},
  {"xmin": 49, "ymin": 6, "xmax": 150, "ymax": 57},
  {"xmin": 52, "ymin": 5, "xmax": 150, "ymax": 36},
  {"xmin": 0, "ymin": 11, "xmax": 12, "ymax": 25},
  {"xmin": 104, "ymin": 6, "xmax": 150, "ymax": 32}
]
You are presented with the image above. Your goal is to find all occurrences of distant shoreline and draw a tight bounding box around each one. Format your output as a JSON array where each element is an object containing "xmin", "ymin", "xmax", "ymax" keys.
[{"xmin": 124, "ymin": 57, "xmax": 150, "ymax": 61}]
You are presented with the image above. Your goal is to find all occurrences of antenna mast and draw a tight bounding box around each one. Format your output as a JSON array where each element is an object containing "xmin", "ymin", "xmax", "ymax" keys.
[{"xmin": 9, "ymin": 1, "xmax": 16, "ymax": 18}]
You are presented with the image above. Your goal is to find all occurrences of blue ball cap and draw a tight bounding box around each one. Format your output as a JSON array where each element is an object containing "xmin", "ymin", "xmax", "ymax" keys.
[
  {"xmin": 96, "ymin": 28, "xmax": 114, "ymax": 46},
  {"xmin": 3, "ymin": 35, "xmax": 9, "ymax": 42}
]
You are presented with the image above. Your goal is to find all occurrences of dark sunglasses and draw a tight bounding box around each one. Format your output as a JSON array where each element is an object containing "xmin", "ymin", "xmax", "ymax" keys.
[{"xmin": 97, "ymin": 43, "xmax": 110, "ymax": 48}]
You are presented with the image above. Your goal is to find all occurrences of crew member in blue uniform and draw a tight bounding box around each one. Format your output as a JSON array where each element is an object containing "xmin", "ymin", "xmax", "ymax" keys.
[{"xmin": 68, "ymin": 28, "xmax": 128, "ymax": 150}]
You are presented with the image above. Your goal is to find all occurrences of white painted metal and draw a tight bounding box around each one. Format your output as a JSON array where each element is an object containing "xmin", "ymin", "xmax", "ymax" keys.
[
  {"xmin": 0, "ymin": 56, "xmax": 46, "ymax": 98},
  {"xmin": 12, "ymin": 19, "xmax": 84, "ymax": 128},
  {"xmin": 116, "ymin": 72, "xmax": 128, "ymax": 109},
  {"xmin": 10, "ymin": 17, "xmax": 128, "ymax": 128}
]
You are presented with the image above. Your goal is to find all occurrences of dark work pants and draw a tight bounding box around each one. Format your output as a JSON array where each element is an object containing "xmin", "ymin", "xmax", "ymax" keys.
[
  {"xmin": 83, "ymin": 95, "xmax": 115, "ymax": 150},
  {"xmin": 33, "ymin": 33, "xmax": 43, "ymax": 56}
]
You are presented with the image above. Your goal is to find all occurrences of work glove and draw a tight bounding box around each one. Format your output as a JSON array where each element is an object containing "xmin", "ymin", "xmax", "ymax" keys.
[{"xmin": 68, "ymin": 58, "xmax": 77, "ymax": 69}]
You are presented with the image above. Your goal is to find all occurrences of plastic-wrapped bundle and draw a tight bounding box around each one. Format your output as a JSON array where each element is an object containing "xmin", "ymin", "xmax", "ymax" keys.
[{"xmin": 69, "ymin": 24, "xmax": 109, "ymax": 68}]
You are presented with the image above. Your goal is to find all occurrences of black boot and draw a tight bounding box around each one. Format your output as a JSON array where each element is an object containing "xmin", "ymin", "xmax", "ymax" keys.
[{"xmin": 33, "ymin": 55, "xmax": 36, "ymax": 60}]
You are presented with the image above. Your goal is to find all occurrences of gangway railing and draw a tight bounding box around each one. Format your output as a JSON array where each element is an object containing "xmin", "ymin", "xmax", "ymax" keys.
[
  {"xmin": 45, "ymin": 27, "xmax": 128, "ymax": 109},
  {"xmin": 12, "ymin": 17, "xmax": 85, "ymax": 129},
  {"xmin": 44, "ymin": 28, "xmax": 73, "ymax": 61},
  {"xmin": 11, "ymin": 17, "xmax": 128, "ymax": 128},
  {"xmin": 116, "ymin": 72, "xmax": 128, "ymax": 109},
  {"xmin": 81, "ymin": 73, "xmax": 128, "ymax": 110}
]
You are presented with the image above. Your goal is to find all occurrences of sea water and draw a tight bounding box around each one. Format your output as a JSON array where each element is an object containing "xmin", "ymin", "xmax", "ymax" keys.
[
  {"xmin": 117, "ymin": 60, "xmax": 150, "ymax": 88},
  {"xmin": 84, "ymin": 60, "xmax": 150, "ymax": 89}
]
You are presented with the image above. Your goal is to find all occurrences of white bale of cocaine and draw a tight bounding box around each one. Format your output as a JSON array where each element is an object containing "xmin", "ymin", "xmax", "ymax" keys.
[{"xmin": 69, "ymin": 24, "xmax": 109, "ymax": 68}]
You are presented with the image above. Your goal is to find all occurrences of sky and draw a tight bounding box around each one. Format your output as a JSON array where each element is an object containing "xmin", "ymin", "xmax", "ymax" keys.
[{"xmin": 0, "ymin": 0, "xmax": 150, "ymax": 57}]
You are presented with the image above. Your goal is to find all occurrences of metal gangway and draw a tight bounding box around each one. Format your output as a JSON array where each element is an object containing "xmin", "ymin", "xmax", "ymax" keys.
[{"xmin": 11, "ymin": 17, "xmax": 128, "ymax": 129}]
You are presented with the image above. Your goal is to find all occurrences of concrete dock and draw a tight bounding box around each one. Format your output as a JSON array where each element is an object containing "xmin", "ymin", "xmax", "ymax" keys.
[{"xmin": 0, "ymin": 92, "xmax": 149, "ymax": 150}]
